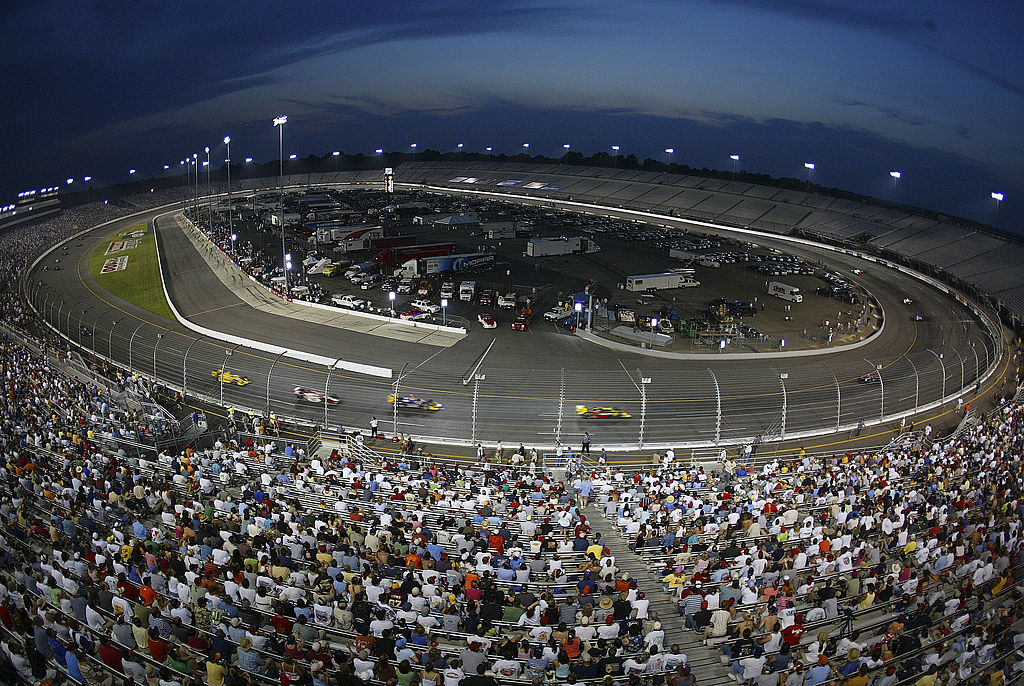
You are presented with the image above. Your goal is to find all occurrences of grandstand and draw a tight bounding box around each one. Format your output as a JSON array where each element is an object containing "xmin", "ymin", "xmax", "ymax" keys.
[{"xmin": 0, "ymin": 161, "xmax": 1021, "ymax": 686}]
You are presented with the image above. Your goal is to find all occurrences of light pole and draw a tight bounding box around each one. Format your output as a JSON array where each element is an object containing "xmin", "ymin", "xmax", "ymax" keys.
[
  {"xmin": 456, "ymin": 142, "xmax": 464, "ymax": 161},
  {"xmin": 803, "ymin": 162, "xmax": 815, "ymax": 190},
  {"xmin": 730, "ymin": 154, "xmax": 740, "ymax": 179},
  {"xmin": 522, "ymin": 143, "xmax": 530, "ymax": 157},
  {"xmin": 485, "ymin": 146, "xmax": 492, "ymax": 161},
  {"xmin": 562, "ymin": 143, "xmax": 571, "ymax": 163},
  {"xmin": 388, "ymin": 290, "xmax": 396, "ymax": 317},
  {"xmin": 664, "ymin": 148, "xmax": 674, "ymax": 166},
  {"xmin": 225, "ymin": 136, "xmax": 233, "ymax": 244},
  {"xmin": 611, "ymin": 145, "xmax": 620, "ymax": 168},
  {"xmin": 192, "ymin": 153, "xmax": 198, "ymax": 218},
  {"xmin": 204, "ymin": 146, "xmax": 212, "ymax": 229},
  {"xmin": 992, "ymin": 192, "xmax": 1004, "ymax": 226},
  {"xmin": 441, "ymin": 297, "xmax": 448, "ymax": 326},
  {"xmin": 410, "ymin": 142, "xmax": 417, "ymax": 162},
  {"xmin": 574, "ymin": 301, "xmax": 583, "ymax": 332},
  {"xmin": 649, "ymin": 317, "xmax": 658, "ymax": 348},
  {"xmin": 128, "ymin": 168, "xmax": 136, "ymax": 196},
  {"xmin": 274, "ymin": 115, "xmax": 288, "ymax": 295}
]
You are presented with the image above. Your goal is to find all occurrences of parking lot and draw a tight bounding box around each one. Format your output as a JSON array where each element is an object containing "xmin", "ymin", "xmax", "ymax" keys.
[{"xmin": 217, "ymin": 188, "xmax": 878, "ymax": 351}]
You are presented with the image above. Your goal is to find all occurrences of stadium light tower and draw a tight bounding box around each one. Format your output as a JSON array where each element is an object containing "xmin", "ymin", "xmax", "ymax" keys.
[
  {"xmin": 992, "ymin": 192, "xmax": 1004, "ymax": 225},
  {"xmin": 274, "ymin": 115, "xmax": 288, "ymax": 296},
  {"xmin": 804, "ymin": 161, "xmax": 815, "ymax": 190},
  {"xmin": 730, "ymin": 154, "xmax": 740, "ymax": 179},
  {"xmin": 205, "ymin": 146, "xmax": 212, "ymax": 229},
  {"xmin": 224, "ymin": 136, "xmax": 232, "ymax": 248},
  {"xmin": 485, "ymin": 146, "xmax": 493, "ymax": 161},
  {"xmin": 889, "ymin": 170, "xmax": 901, "ymax": 206}
]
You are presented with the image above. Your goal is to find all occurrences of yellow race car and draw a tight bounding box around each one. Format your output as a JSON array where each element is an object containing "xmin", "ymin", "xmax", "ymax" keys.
[
  {"xmin": 212, "ymin": 369, "xmax": 251, "ymax": 387},
  {"xmin": 575, "ymin": 405, "xmax": 632, "ymax": 419}
]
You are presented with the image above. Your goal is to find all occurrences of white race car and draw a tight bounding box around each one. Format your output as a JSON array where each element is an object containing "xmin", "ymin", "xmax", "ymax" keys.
[{"xmin": 293, "ymin": 386, "xmax": 341, "ymax": 405}]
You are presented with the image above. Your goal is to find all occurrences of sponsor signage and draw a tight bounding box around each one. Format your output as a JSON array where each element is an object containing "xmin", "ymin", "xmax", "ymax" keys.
[{"xmin": 100, "ymin": 256, "xmax": 129, "ymax": 274}]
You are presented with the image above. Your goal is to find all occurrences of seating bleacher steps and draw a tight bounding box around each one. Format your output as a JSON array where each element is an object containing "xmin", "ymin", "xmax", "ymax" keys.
[{"xmin": 583, "ymin": 504, "xmax": 734, "ymax": 686}]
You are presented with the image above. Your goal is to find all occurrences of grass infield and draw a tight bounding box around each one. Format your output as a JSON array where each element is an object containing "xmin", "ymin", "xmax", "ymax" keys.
[{"xmin": 88, "ymin": 223, "xmax": 175, "ymax": 320}]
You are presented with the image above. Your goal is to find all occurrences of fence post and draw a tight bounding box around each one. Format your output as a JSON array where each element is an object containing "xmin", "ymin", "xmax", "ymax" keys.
[
  {"xmin": 556, "ymin": 369, "xmax": 565, "ymax": 446},
  {"xmin": 325, "ymin": 357, "xmax": 344, "ymax": 428},
  {"xmin": 153, "ymin": 333, "xmax": 164, "ymax": 380},
  {"xmin": 267, "ymin": 350, "xmax": 287, "ymax": 414},
  {"xmin": 128, "ymin": 323, "xmax": 145, "ymax": 375},
  {"xmin": 182, "ymin": 338, "xmax": 200, "ymax": 398},
  {"xmin": 953, "ymin": 348, "xmax": 965, "ymax": 397},
  {"xmin": 708, "ymin": 369, "xmax": 721, "ymax": 444},
  {"xmin": 80, "ymin": 305, "xmax": 96, "ymax": 347},
  {"xmin": 471, "ymin": 375, "xmax": 482, "ymax": 445},
  {"xmin": 638, "ymin": 372, "xmax": 649, "ymax": 450},
  {"xmin": 906, "ymin": 356, "xmax": 919, "ymax": 413},
  {"xmin": 927, "ymin": 349, "xmax": 946, "ymax": 402},
  {"xmin": 66, "ymin": 300, "xmax": 83, "ymax": 339},
  {"xmin": 865, "ymin": 359, "xmax": 884, "ymax": 421},
  {"xmin": 393, "ymin": 362, "xmax": 409, "ymax": 437},
  {"xmin": 822, "ymin": 363, "xmax": 841, "ymax": 433}
]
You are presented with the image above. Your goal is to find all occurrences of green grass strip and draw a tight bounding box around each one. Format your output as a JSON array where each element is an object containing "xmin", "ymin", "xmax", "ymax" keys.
[{"xmin": 89, "ymin": 223, "xmax": 175, "ymax": 320}]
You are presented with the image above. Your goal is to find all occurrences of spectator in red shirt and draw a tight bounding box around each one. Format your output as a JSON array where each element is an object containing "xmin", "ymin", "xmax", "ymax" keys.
[
  {"xmin": 98, "ymin": 640, "xmax": 123, "ymax": 672},
  {"xmin": 270, "ymin": 614, "xmax": 294, "ymax": 635},
  {"xmin": 148, "ymin": 629, "xmax": 169, "ymax": 663},
  {"xmin": 782, "ymin": 614, "xmax": 806, "ymax": 646}
]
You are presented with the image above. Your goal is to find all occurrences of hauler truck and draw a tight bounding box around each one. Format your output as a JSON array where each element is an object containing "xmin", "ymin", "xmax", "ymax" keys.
[
  {"xmin": 625, "ymin": 272, "xmax": 700, "ymax": 291},
  {"xmin": 768, "ymin": 281, "xmax": 803, "ymax": 302}
]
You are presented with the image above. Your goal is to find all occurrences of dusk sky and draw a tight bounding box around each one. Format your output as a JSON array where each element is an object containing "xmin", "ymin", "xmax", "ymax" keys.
[{"xmin": 5, "ymin": 1, "xmax": 1023, "ymax": 231}]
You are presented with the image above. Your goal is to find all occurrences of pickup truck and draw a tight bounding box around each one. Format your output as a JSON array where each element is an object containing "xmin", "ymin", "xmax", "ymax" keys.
[
  {"xmin": 410, "ymin": 298, "xmax": 441, "ymax": 313},
  {"xmin": 498, "ymin": 292, "xmax": 517, "ymax": 308},
  {"xmin": 332, "ymin": 294, "xmax": 367, "ymax": 310}
]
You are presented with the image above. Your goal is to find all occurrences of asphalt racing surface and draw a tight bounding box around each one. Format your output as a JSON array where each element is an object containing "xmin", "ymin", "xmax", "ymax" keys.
[{"xmin": 28, "ymin": 199, "xmax": 999, "ymax": 450}]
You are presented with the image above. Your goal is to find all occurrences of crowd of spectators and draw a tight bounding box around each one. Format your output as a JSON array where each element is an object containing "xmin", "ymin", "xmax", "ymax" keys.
[
  {"xmin": 0, "ymin": 195, "xmax": 1022, "ymax": 686},
  {"xmin": 602, "ymin": 389, "xmax": 1024, "ymax": 685}
]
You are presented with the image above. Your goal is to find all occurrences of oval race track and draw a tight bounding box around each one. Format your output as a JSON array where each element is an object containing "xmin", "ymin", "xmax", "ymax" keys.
[{"xmin": 26, "ymin": 180, "xmax": 1003, "ymax": 451}]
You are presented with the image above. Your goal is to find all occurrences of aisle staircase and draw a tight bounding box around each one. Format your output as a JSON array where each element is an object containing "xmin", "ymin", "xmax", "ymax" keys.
[{"xmin": 583, "ymin": 503, "xmax": 733, "ymax": 686}]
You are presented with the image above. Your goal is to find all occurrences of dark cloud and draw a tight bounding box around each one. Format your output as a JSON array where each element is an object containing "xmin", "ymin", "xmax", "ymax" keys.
[{"xmin": 832, "ymin": 98, "xmax": 926, "ymax": 127}]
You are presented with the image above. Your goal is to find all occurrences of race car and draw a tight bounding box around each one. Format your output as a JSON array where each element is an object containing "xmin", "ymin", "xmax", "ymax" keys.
[
  {"xmin": 857, "ymin": 374, "xmax": 880, "ymax": 384},
  {"xmin": 575, "ymin": 405, "xmax": 632, "ymax": 419},
  {"xmin": 293, "ymin": 386, "xmax": 342, "ymax": 405},
  {"xmin": 400, "ymin": 309, "xmax": 434, "ymax": 322},
  {"xmin": 912, "ymin": 314, "xmax": 925, "ymax": 321},
  {"xmin": 212, "ymin": 369, "xmax": 251, "ymax": 386},
  {"xmin": 902, "ymin": 297, "xmax": 914, "ymax": 304},
  {"xmin": 511, "ymin": 314, "xmax": 531, "ymax": 331},
  {"xmin": 387, "ymin": 393, "xmax": 443, "ymax": 411},
  {"xmin": 478, "ymin": 313, "xmax": 497, "ymax": 329}
]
